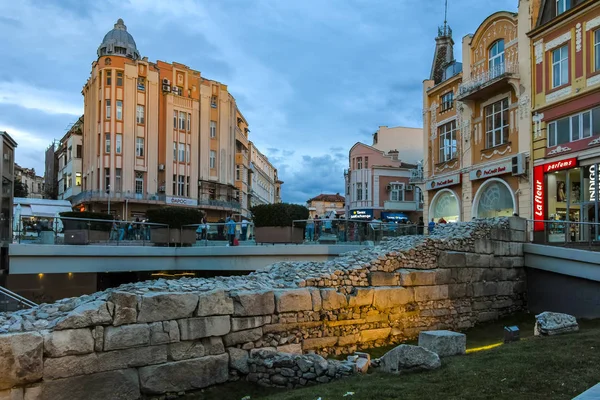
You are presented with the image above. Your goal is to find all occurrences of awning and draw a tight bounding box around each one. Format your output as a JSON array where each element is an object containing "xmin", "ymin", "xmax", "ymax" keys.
[
  {"xmin": 28, "ymin": 204, "xmax": 73, "ymax": 218},
  {"xmin": 381, "ymin": 212, "xmax": 409, "ymax": 221}
]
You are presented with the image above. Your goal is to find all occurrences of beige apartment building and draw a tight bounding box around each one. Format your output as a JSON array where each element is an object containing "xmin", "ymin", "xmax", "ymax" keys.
[
  {"xmin": 14, "ymin": 164, "xmax": 44, "ymax": 199},
  {"xmin": 306, "ymin": 193, "xmax": 345, "ymax": 218},
  {"xmin": 56, "ymin": 116, "xmax": 83, "ymax": 201},
  {"xmin": 248, "ymin": 142, "xmax": 278, "ymax": 207},
  {"xmin": 76, "ymin": 19, "xmax": 280, "ymax": 220},
  {"xmin": 372, "ymin": 125, "xmax": 424, "ymax": 164}
]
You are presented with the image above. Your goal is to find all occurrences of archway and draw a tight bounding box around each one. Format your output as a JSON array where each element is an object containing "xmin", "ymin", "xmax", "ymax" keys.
[
  {"xmin": 472, "ymin": 178, "xmax": 516, "ymax": 219},
  {"xmin": 429, "ymin": 189, "xmax": 461, "ymax": 223}
]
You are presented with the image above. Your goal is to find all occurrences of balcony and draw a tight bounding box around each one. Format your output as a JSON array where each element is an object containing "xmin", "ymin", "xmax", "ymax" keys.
[
  {"xmin": 71, "ymin": 190, "xmax": 161, "ymax": 205},
  {"xmin": 457, "ymin": 62, "xmax": 519, "ymax": 101},
  {"xmin": 409, "ymin": 167, "xmax": 424, "ymax": 184},
  {"xmin": 235, "ymin": 127, "xmax": 248, "ymax": 148},
  {"xmin": 198, "ymin": 198, "xmax": 241, "ymax": 211},
  {"xmin": 383, "ymin": 200, "xmax": 420, "ymax": 212}
]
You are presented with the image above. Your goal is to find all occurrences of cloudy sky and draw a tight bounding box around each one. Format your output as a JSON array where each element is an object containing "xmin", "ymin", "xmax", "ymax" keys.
[{"xmin": 0, "ymin": 0, "xmax": 516, "ymax": 203}]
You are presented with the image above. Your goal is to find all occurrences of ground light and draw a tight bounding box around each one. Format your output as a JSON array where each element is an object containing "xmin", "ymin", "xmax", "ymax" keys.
[
  {"xmin": 465, "ymin": 342, "xmax": 503, "ymax": 353},
  {"xmin": 504, "ymin": 325, "xmax": 520, "ymax": 343}
]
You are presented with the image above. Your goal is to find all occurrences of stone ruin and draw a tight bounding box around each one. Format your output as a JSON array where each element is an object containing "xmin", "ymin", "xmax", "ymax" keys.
[{"xmin": 0, "ymin": 217, "xmax": 528, "ymax": 399}]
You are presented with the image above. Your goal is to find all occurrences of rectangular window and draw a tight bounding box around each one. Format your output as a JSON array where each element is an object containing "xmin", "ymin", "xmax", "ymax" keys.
[
  {"xmin": 186, "ymin": 176, "xmax": 190, "ymax": 197},
  {"xmin": 187, "ymin": 113, "xmax": 191, "ymax": 131},
  {"xmin": 106, "ymin": 100, "xmax": 111, "ymax": 119},
  {"xmin": 178, "ymin": 143, "xmax": 185, "ymax": 162},
  {"xmin": 236, "ymin": 165, "xmax": 241, "ymax": 181},
  {"xmin": 178, "ymin": 175, "xmax": 185, "ymax": 196},
  {"xmin": 75, "ymin": 172, "xmax": 82, "ymax": 187},
  {"xmin": 552, "ymin": 45, "xmax": 569, "ymax": 88},
  {"xmin": 137, "ymin": 77, "xmax": 145, "ymax": 91},
  {"xmin": 365, "ymin": 156, "xmax": 369, "ymax": 169},
  {"xmin": 136, "ymin": 105, "xmax": 145, "ymax": 124},
  {"xmin": 441, "ymin": 91, "xmax": 454, "ymax": 112},
  {"xmin": 186, "ymin": 144, "xmax": 190, "ymax": 163},
  {"xmin": 66, "ymin": 173, "xmax": 72, "ymax": 189},
  {"xmin": 548, "ymin": 106, "xmax": 600, "ymax": 147},
  {"xmin": 135, "ymin": 172, "xmax": 144, "ymax": 194},
  {"xmin": 595, "ymin": 29, "xmax": 600, "ymax": 71},
  {"xmin": 104, "ymin": 168, "xmax": 110, "ymax": 191},
  {"xmin": 116, "ymin": 100, "xmax": 122, "ymax": 120},
  {"xmin": 172, "ymin": 174, "xmax": 177, "ymax": 195},
  {"xmin": 210, "ymin": 150, "xmax": 216, "ymax": 169},
  {"xmin": 116, "ymin": 134, "xmax": 122, "ymax": 154},
  {"xmin": 76, "ymin": 145, "xmax": 82, "ymax": 158},
  {"xmin": 485, "ymin": 98, "xmax": 509, "ymax": 148},
  {"xmin": 115, "ymin": 169, "xmax": 122, "ymax": 192},
  {"xmin": 365, "ymin": 185, "xmax": 368, "ymax": 201},
  {"xmin": 173, "ymin": 110, "xmax": 177, "ymax": 129},
  {"xmin": 438, "ymin": 120, "xmax": 457, "ymax": 162},
  {"xmin": 179, "ymin": 112, "xmax": 186, "ymax": 130},
  {"xmin": 390, "ymin": 184, "xmax": 405, "ymax": 202},
  {"xmin": 116, "ymin": 71, "xmax": 123, "ymax": 86},
  {"xmin": 105, "ymin": 133, "xmax": 111, "ymax": 153},
  {"xmin": 173, "ymin": 142, "xmax": 177, "ymax": 160},
  {"xmin": 210, "ymin": 121, "xmax": 217, "ymax": 138},
  {"xmin": 356, "ymin": 182, "xmax": 363, "ymax": 201},
  {"xmin": 136, "ymin": 137, "xmax": 145, "ymax": 157},
  {"xmin": 556, "ymin": 0, "xmax": 570, "ymax": 15},
  {"xmin": 106, "ymin": 70, "xmax": 111, "ymax": 86},
  {"xmin": 357, "ymin": 157, "xmax": 363, "ymax": 170}
]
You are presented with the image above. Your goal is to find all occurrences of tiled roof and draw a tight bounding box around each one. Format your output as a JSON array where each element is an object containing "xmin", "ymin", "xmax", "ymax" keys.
[{"xmin": 307, "ymin": 193, "xmax": 345, "ymax": 203}]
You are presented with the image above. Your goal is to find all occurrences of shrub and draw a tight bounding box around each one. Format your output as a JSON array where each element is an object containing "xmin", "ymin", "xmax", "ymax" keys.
[
  {"xmin": 146, "ymin": 207, "xmax": 204, "ymax": 229},
  {"xmin": 250, "ymin": 203, "xmax": 309, "ymax": 227},
  {"xmin": 59, "ymin": 211, "xmax": 113, "ymax": 232}
]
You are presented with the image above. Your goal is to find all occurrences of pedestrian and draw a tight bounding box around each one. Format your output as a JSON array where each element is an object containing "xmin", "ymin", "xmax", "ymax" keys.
[
  {"xmin": 241, "ymin": 219, "xmax": 248, "ymax": 241},
  {"xmin": 428, "ymin": 218, "xmax": 436, "ymax": 234},
  {"xmin": 306, "ymin": 216, "xmax": 315, "ymax": 241},
  {"xmin": 417, "ymin": 217, "xmax": 424, "ymax": 235},
  {"xmin": 226, "ymin": 217, "xmax": 236, "ymax": 246},
  {"xmin": 438, "ymin": 217, "xmax": 447, "ymax": 224}
]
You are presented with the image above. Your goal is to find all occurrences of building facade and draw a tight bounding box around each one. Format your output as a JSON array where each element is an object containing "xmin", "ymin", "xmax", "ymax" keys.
[
  {"xmin": 422, "ymin": 2, "xmax": 533, "ymax": 223},
  {"xmin": 372, "ymin": 125, "xmax": 424, "ymax": 164},
  {"xmin": 306, "ymin": 194, "xmax": 345, "ymax": 218},
  {"xmin": 345, "ymin": 142, "xmax": 423, "ymax": 222},
  {"xmin": 44, "ymin": 141, "xmax": 59, "ymax": 199},
  {"xmin": 57, "ymin": 116, "xmax": 83, "ymax": 201},
  {"xmin": 14, "ymin": 164, "xmax": 44, "ymax": 199},
  {"xmin": 529, "ymin": 0, "xmax": 600, "ymax": 242},
  {"xmin": 77, "ymin": 19, "xmax": 279, "ymax": 221},
  {"xmin": 248, "ymin": 142, "xmax": 277, "ymax": 207}
]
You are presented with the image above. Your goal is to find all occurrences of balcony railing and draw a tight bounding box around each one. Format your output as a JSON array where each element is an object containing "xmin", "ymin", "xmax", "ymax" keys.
[
  {"xmin": 71, "ymin": 190, "xmax": 161, "ymax": 204},
  {"xmin": 198, "ymin": 199, "xmax": 241, "ymax": 210},
  {"xmin": 458, "ymin": 62, "xmax": 518, "ymax": 98},
  {"xmin": 409, "ymin": 168, "xmax": 424, "ymax": 184}
]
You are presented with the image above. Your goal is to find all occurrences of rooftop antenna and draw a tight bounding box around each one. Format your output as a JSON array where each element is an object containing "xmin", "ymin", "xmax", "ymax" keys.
[
  {"xmin": 438, "ymin": 0, "xmax": 452, "ymax": 37},
  {"xmin": 444, "ymin": 0, "xmax": 448, "ymax": 28}
]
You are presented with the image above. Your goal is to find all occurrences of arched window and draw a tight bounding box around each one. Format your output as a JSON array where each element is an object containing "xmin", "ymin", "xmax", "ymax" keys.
[
  {"xmin": 473, "ymin": 178, "xmax": 515, "ymax": 219},
  {"xmin": 489, "ymin": 39, "xmax": 505, "ymax": 77},
  {"xmin": 430, "ymin": 189, "xmax": 460, "ymax": 223}
]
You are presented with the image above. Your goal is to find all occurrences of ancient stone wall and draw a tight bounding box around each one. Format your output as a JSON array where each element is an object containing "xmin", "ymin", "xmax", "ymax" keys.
[{"xmin": 0, "ymin": 218, "xmax": 527, "ymax": 399}]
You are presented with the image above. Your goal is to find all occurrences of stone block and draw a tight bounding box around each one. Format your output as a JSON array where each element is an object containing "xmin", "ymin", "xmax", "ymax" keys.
[
  {"xmin": 275, "ymin": 289, "xmax": 313, "ymax": 312},
  {"xmin": 309, "ymin": 288, "xmax": 322, "ymax": 311},
  {"xmin": 223, "ymin": 328, "xmax": 263, "ymax": 346},
  {"xmin": 508, "ymin": 217, "xmax": 526, "ymax": 232},
  {"xmin": 399, "ymin": 270, "xmax": 437, "ymax": 286},
  {"xmin": 490, "ymin": 228, "xmax": 511, "ymax": 242},
  {"xmin": 435, "ymin": 269, "xmax": 452, "ymax": 285},
  {"xmin": 0, "ymin": 388, "xmax": 22, "ymax": 400},
  {"xmin": 378, "ymin": 344, "xmax": 440, "ymax": 373},
  {"xmin": 202, "ymin": 337, "xmax": 225, "ymax": 355},
  {"xmin": 534, "ymin": 312, "xmax": 579, "ymax": 336},
  {"xmin": 137, "ymin": 292, "xmax": 198, "ymax": 323},
  {"xmin": 414, "ymin": 285, "xmax": 448, "ymax": 302},
  {"xmin": 104, "ymin": 324, "xmax": 150, "ymax": 351},
  {"xmin": 41, "ymin": 369, "xmax": 140, "ymax": 400},
  {"xmin": 474, "ymin": 239, "xmax": 493, "ymax": 254},
  {"xmin": 320, "ymin": 289, "xmax": 348, "ymax": 310},
  {"xmin": 337, "ymin": 334, "xmax": 360, "ymax": 346},
  {"xmin": 418, "ymin": 330, "xmax": 466, "ymax": 357},
  {"xmin": 178, "ymin": 316, "xmax": 231, "ymax": 341},
  {"xmin": 43, "ymin": 329, "xmax": 94, "ymax": 357},
  {"xmin": 496, "ymin": 281, "xmax": 514, "ymax": 296},
  {"xmin": 477, "ymin": 311, "xmax": 499, "ymax": 322},
  {"xmin": 513, "ymin": 280, "xmax": 527, "ymax": 294},
  {"xmin": 372, "ymin": 287, "xmax": 413, "ymax": 310},
  {"xmin": 149, "ymin": 321, "xmax": 180, "ymax": 345},
  {"xmin": 359, "ymin": 328, "xmax": 391, "ymax": 343},
  {"xmin": 437, "ymin": 252, "xmax": 466, "ymax": 268},
  {"xmin": 138, "ymin": 354, "xmax": 229, "ymax": 394},
  {"xmin": 232, "ymin": 291, "xmax": 275, "ymax": 316},
  {"xmin": 510, "ymin": 230, "xmax": 526, "ymax": 242},
  {"xmin": 465, "ymin": 253, "xmax": 492, "ymax": 267},
  {"xmin": 108, "ymin": 291, "xmax": 138, "ymax": 326},
  {"xmin": 92, "ymin": 326, "xmax": 104, "ymax": 352},
  {"xmin": 227, "ymin": 347, "xmax": 249, "ymax": 374},
  {"xmin": 368, "ymin": 272, "xmax": 399, "ymax": 286},
  {"xmin": 492, "ymin": 242, "xmax": 523, "ymax": 256},
  {"xmin": 43, "ymin": 345, "xmax": 167, "ymax": 380},
  {"xmin": 491, "ymin": 256, "xmax": 524, "ymax": 268},
  {"xmin": 168, "ymin": 341, "xmax": 205, "ymax": 361},
  {"xmin": 277, "ymin": 343, "xmax": 302, "ymax": 354},
  {"xmin": 420, "ymin": 308, "xmax": 450, "ymax": 317},
  {"xmin": 24, "ymin": 386, "xmax": 41, "ymax": 400},
  {"xmin": 196, "ymin": 290, "xmax": 234, "ymax": 316},
  {"xmin": 481, "ymin": 268, "xmax": 503, "ymax": 281},
  {"xmin": 302, "ymin": 337, "xmax": 338, "ymax": 350},
  {"xmin": 231, "ymin": 316, "xmax": 271, "ymax": 332},
  {"xmin": 448, "ymin": 283, "xmax": 467, "ymax": 299},
  {"xmin": 0, "ymin": 332, "xmax": 43, "ymax": 390},
  {"xmin": 347, "ymin": 288, "xmax": 374, "ymax": 307},
  {"xmin": 472, "ymin": 282, "xmax": 497, "ymax": 298},
  {"xmin": 55, "ymin": 301, "xmax": 112, "ymax": 330}
]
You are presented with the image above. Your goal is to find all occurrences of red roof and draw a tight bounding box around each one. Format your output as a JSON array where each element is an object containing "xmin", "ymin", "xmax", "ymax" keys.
[{"xmin": 307, "ymin": 193, "xmax": 345, "ymax": 203}]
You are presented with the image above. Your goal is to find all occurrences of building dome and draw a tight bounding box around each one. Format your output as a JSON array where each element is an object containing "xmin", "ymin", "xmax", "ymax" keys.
[{"xmin": 97, "ymin": 19, "xmax": 140, "ymax": 60}]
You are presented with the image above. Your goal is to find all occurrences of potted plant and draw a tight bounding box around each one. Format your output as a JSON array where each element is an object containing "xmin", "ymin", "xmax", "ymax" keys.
[
  {"xmin": 250, "ymin": 203, "xmax": 308, "ymax": 244},
  {"xmin": 146, "ymin": 207, "xmax": 203, "ymax": 246},
  {"xmin": 60, "ymin": 211, "xmax": 113, "ymax": 245}
]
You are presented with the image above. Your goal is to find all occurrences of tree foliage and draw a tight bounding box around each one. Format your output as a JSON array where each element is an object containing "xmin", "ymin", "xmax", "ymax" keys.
[
  {"xmin": 14, "ymin": 178, "xmax": 28, "ymax": 198},
  {"xmin": 250, "ymin": 203, "xmax": 309, "ymax": 227}
]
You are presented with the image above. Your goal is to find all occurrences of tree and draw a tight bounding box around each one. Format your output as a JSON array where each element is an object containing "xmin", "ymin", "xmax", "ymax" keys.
[
  {"xmin": 14, "ymin": 178, "xmax": 28, "ymax": 198},
  {"xmin": 43, "ymin": 183, "xmax": 58, "ymax": 200}
]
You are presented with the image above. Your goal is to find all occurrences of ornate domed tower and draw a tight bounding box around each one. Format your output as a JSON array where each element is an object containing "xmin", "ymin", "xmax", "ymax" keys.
[{"xmin": 97, "ymin": 18, "xmax": 140, "ymax": 60}]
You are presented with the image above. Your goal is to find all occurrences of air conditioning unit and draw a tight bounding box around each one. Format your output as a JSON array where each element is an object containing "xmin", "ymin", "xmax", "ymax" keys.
[
  {"xmin": 385, "ymin": 185, "xmax": 391, "ymax": 191},
  {"xmin": 162, "ymin": 84, "xmax": 171, "ymax": 93},
  {"xmin": 406, "ymin": 185, "xmax": 414, "ymax": 191},
  {"xmin": 158, "ymin": 185, "xmax": 165, "ymax": 192},
  {"xmin": 511, "ymin": 153, "xmax": 527, "ymax": 176},
  {"xmin": 158, "ymin": 164, "xmax": 165, "ymax": 171},
  {"xmin": 162, "ymin": 78, "xmax": 170, "ymax": 85},
  {"xmin": 172, "ymin": 86, "xmax": 178, "ymax": 94}
]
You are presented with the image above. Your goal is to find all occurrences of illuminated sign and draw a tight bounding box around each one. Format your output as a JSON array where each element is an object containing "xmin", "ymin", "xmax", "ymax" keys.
[
  {"xmin": 533, "ymin": 165, "xmax": 544, "ymax": 232},
  {"xmin": 165, "ymin": 196, "xmax": 198, "ymax": 206},
  {"xmin": 425, "ymin": 174, "xmax": 461, "ymax": 190},
  {"xmin": 349, "ymin": 209, "xmax": 373, "ymax": 219},
  {"xmin": 590, "ymin": 165, "xmax": 596, "ymax": 202},
  {"xmin": 469, "ymin": 160, "xmax": 511, "ymax": 180},
  {"xmin": 543, "ymin": 157, "xmax": 577, "ymax": 173}
]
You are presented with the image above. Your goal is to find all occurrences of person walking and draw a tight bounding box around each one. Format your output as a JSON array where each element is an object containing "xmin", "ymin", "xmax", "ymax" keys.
[
  {"xmin": 306, "ymin": 216, "xmax": 315, "ymax": 241},
  {"xmin": 226, "ymin": 217, "xmax": 236, "ymax": 246},
  {"xmin": 241, "ymin": 219, "xmax": 248, "ymax": 241},
  {"xmin": 428, "ymin": 218, "xmax": 436, "ymax": 234},
  {"xmin": 417, "ymin": 217, "xmax": 425, "ymax": 235}
]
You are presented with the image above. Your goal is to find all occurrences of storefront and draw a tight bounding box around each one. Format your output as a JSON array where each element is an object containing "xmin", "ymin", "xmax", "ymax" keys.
[
  {"xmin": 470, "ymin": 160, "xmax": 516, "ymax": 219},
  {"xmin": 348, "ymin": 209, "xmax": 374, "ymax": 220},
  {"xmin": 533, "ymin": 157, "xmax": 599, "ymax": 242},
  {"xmin": 380, "ymin": 212, "xmax": 408, "ymax": 221},
  {"xmin": 426, "ymin": 174, "xmax": 461, "ymax": 222}
]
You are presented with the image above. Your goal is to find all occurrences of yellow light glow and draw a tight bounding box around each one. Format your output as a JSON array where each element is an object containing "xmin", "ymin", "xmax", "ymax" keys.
[
  {"xmin": 466, "ymin": 342, "xmax": 503, "ymax": 354},
  {"xmin": 38, "ymin": 273, "xmax": 44, "ymax": 279}
]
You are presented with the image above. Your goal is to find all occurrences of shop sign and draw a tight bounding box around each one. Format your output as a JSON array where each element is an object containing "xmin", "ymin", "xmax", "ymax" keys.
[
  {"xmin": 469, "ymin": 161, "xmax": 512, "ymax": 180},
  {"xmin": 425, "ymin": 174, "xmax": 461, "ymax": 191},
  {"xmin": 533, "ymin": 165, "xmax": 544, "ymax": 232},
  {"xmin": 349, "ymin": 209, "xmax": 373, "ymax": 220},
  {"xmin": 543, "ymin": 157, "xmax": 577, "ymax": 173},
  {"xmin": 590, "ymin": 165, "xmax": 596, "ymax": 202},
  {"xmin": 165, "ymin": 196, "xmax": 198, "ymax": 206}
]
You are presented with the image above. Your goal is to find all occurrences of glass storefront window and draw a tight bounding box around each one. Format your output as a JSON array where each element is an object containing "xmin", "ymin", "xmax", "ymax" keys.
[
  {"xmin": 475, "ymin": 180, "xmax": 514, "ymax": 218},
  {"xmin": 431, "ymin": 190, "xmax": 459, "ymax": 222}
]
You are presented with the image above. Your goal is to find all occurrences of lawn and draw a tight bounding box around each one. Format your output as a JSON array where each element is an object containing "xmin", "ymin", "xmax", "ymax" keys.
[{"xmin": 190, "ymin": 313, "xmax": 600, "ymax": 400}]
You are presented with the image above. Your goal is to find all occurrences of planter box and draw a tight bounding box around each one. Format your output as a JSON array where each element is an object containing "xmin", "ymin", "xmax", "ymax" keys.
[
  {"xmin": 151, "ymin": 228, "xmax": 196, "ymax": 246},
  {"xmin": 254, "ymin": 227, "xmax": 304, "ymax": 244},
  {"xmin": 63, "ymin": 230, "xmax": 109, "ymax": 245}
]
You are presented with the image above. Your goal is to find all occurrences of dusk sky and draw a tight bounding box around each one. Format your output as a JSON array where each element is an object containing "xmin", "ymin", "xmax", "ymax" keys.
[{"xmin": 0, "ymin": 0, "xmax": 517, "ymax": 203}]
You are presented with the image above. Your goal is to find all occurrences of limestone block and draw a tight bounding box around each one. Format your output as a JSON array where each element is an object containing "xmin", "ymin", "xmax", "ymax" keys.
[
  {"xmin": 435, "ymin": 269, "xmax": 452, "ymax": 285},
  {"xmin": 368, "ymin": 272, "xmax": 399, "ymax": 286},
  {"xmin": 0, "ymin": 388, "xmax": 22, "ymax": 400},
  {"xmin": 232, "ymin": 291, "xmax": 275, "ymax": 316},
  {"xmin": 534, "ymin": 312, "xmax": 579, "ymax": 336},
  {"xmin": 337, "ymin": 334, "xmax": 360, "ymax": 346},
  {"xmin": 472, "ymin": 282, "xmax": 497, "ymax": 298},
  {"xmin": 43, "ymin": 329, "xmax": 94, "ymax": 357},
  {"xmin": 93, "ymin": 326, "xmax": 104, "ymax": 352},
  {"xmin": 347, "ymin": 288, "xmax": 374, "ymax": 308},
  {"xmin": 276, "ymin": 343, "xmax": 302, "ymax": 354},
  {"xmin": 223, "ymin": 328, "xmax": 263, "ymax": 346},
  {"xmin": 202, "ymin": 337, "xmax": 225, "ymax": 355},
  {"xmin": 513, "ymin": 280, "xmax": 527, "ymax": 294},
  {"xmin": 227, "ymin": 347, "xmax": 250, "ymax": 374},
  {"xmin": 508, "ymin": 216, "xmax": 526, "ymax": 231},
  {"xmin": 492, "ymin": 242, "xmax": 523, "ymax": 257},
  {"xmin": 437, "ymin": 252, "xmax": 466, "ymax": 268},
  {"xmin": 231, "ymin": 316, "xmax": 271, "ymax": 332},
  {"xmin": 378, "ymin": 344, "xmax": 440, "ymax": 373},
  {"xmin": 108, "ymin": 291, "xmax": 138, "ymax": 326},
  {"xmin": 302, "ymin": 336, "xmax": 338, "ymax": 350},
  {"xmin": 510, "ymin": 230, "xmax": 526, "ymax": 242},
  {"xmin": 55, "ymin": 301, "xmax": 112, "ymax": 330},
  {"xmin": 465, "ymin": 253, "xmax": 492, "ymax": 267},
  {"xmin": 490, "ymin": 228, "xmax": 511, "ymax": 242},
  {"xmin": 137, "ymin": 292, "xmax": 198, "ymax": 323},
  {"xmin": 372, "ymin": 287, "xmax": 413, "ymax": 310},
  {"xmin": 474, "ymin": 239, "xmax": 493, "ymax": 254},
  {"xmin": 477, "ymin": 311, "xmax": 498, "ymax": 322},
  {"xmin": 43, "ymin": 345, "xmax": 167, "ymax": 380},
  {"xmin": 41, "ymin": 368, "xmax": 140, "ymax": 400},
  {"xmin": 496, "ymin": 281, "xmax": 514, "ymax": 296},
  {"xmin": 418, "ymin": 330, "xmax": 466, "ymax": 357},
  {"xmin": 448, "ymin": 284, "xmax": 467, "ymax": 299},
  {"xmin": 414, "ymin": 285, "xmax": 448, "ymax": 302},
  {"xmin": 196, "ymin": 290, "xmax": 234, "ymax": 316},
  {"xmin": 399, "ymin": 270, "xmax": 437, "ymax": 286},
  {"xmin": 149, "ymin": 321, "xmax": 180, "ymax": 345},
  {"xmin": 178, "ymin": 316, "xmax": 231, "ymax": 341},
  {"xmin": 168, "ymin": 341, "xmax": 205, "ymax": 361},
  {"xmin": 275, "ymin": 289, "xmax": 312, "ymax": 312},
  {"xmin": 104, "ymin": 324, "xmax": 150, "ymax": 351},
  {"xmin": 355, "ymin": 357, "xmax": 369, "ymax": 374},
  {"xmin": 0, "ymin": 332, "xmax": 43, "ymax": 390},
  {"xmin": 359, "ymin": 328, "xmax": 391, "ymax": 343},
  {"xmin": 491, "ymin": 256, "xmax": 524, "ymax": 268},
  {"xmin": 309, "ymin": 288, "xmax": 322, "ymax": 311},
  {"xmin": 138, "ymin": 354, "xmax": 229, "ymax": 394},
  {"xmin": 320, "ymin": 289, "xmax": 348, "ymax": 310},
  {"xmin": 24, "ymin": 386, "xmax": 41, "ymax": 400}
]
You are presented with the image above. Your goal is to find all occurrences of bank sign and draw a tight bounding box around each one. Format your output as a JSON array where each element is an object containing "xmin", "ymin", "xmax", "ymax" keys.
[
  {"xmin": 165, "ymin": 196, "xmax": 198, "ymax": 206},
  {"xmin": 469, "ymin": 160, "xmax": 511, "ymax": 180},
  {"xmin": 425, "ymin": 174, "xmax": 461, "ymax": 190}
]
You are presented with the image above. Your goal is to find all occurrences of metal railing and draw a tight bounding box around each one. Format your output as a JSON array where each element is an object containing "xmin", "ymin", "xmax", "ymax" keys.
[
  {"xmin": 183, "ymin": 222, "xmax": 255, "ymax": 246},
  {"xmin": 71, "ymin": 190, "xmax": 161, "ymax": 204},
  {"xmin": 458, "ymin": 61, "xmax": 518, "ymax": 97},
  {"xmin": 0, "ymin": 286, "xmax": 37, "ymax": 312},
  {"xmin": 197, "ymin": 199, "xmax": 241, "ymax": 210},
  {"xmin": 293, "ymin": 219, "xmax": 423, "ymax": 244},
  {"xmin": 527, "ymin": 219, "xmax": 600, "ymax": 248}
]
